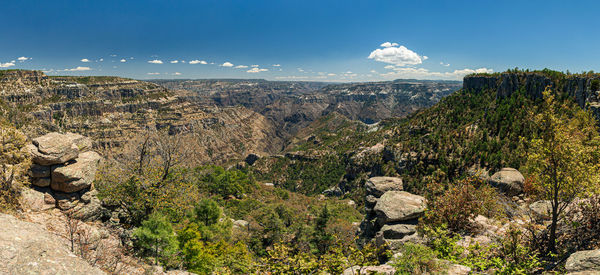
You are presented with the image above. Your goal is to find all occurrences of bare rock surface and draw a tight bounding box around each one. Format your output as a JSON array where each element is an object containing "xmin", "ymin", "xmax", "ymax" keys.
[
  {"xmin": 489, "ymin": 168, "xmax": 525, "ymax": 196},
  {"xmin": 374, "ymin": 191, "xmax": 426, "ymax": 225},
  {"xmin": 365, "ymin": 177, "xmax": 403, "ymax": 198},
  {"xmin": 51, "ymin": 151, "xmax": 102, "ymax": 193},
  {"xmin": 29, "ymin": 133, "xmax": 91, "ymax": 165},
  {"xmin": 0, "ymin": 213, "xmax": 106, "ymax": 275},
  {"xmin": 566, "ymin": 249, "xmax": 600, "ymax": 273}
]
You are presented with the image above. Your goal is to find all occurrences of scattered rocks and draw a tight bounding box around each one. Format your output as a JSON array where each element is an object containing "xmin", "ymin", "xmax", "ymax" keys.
[
  {"xmin": 529, "ymin": 200, "xmax": 552, "ymax": 220},
  {"xmin": 489, "ymin": 168, "xmax": 525, "ymax": 196},
  {"xmin": 342, "ymin": 264, "xmax": 395, "ymax": 275},
  {"xmin": 566, "ymin": 249, "xmax": 600, "ymax": 273}
]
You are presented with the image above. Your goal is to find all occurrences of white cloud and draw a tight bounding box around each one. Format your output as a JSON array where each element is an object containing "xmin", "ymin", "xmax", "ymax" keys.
[
  {"xmin": 440, "ymin": 62, "xmax": 450, "ymax": 67},
  {"xmin": 64, "ymin": 66, "xmax": 91, "ymax": 71},
  {"xmin": 247, "ymin": 67, "xmax": 268, "ymax": 73},
  {"xmin": 120, "ymin": 59, "xmax": 127, "ymax": 63},
  {"xmin": 99, "ymin": 58, "xmax": 104, "ymax": 62},
  {"xmin": 297, "ymin": 68, "xmax": 304, "ymax": 72},
  {"xmin": 368, "ymin": 43, "xmax": 426, "ymax": 66},
  {"xmin": 235, "ymin": 65, "xmax": 248, "ymax": 68},
  {"xmin": 173, "ymin": 72, "xmax": 182, "ymax": 75},
  {"xmin": 17, "ymin": 56, "xmax": 30, "ymax": 61},
  {"xmin": 251, "ymin": 64, "xmax": 259, "ymax": 67},
  {"xmin": 81, "ymin": 58, "xmax": 90, "ymax": 62},
  {"xmin": 110, "ymin": 54, "xmax": 117, "ymax": 57},
  {"xmin": 370, "ymin": 70, "xmax": 377, "ymax": 73},
  {"xmin": 147, "ymin": 72, "xmax": 161, "ymax": 75},
  {"xmin": 130, "ymin": 57, "xmax": 134, "ymax": 60},
  {"xmin": 0, "ymin": 61, "xmax": 15, "ymax": 68},
  {"xmin": 148, "ymin": 59, "xmax": 163, "ymax": 64},
  {"xmin": 221, "ymin": 62, "xmax": 234, "ymax": 67},
  {"xmin": 273, "ymin": 64, "xmax": 281, "ymax": 67},
  {"xmin": 380, "ymin": 42, "xmax": 399, "ymax": 48},
  {"xmin": 189, "ymin": 60, "xmax": 207, "ymax": 65},
  {"xmin": 380, "ymin": 67, "xmax": 492, "ymax": 80},
  {"xmin": 345, "ymin": 71, "xmax": 353, "ymax": 74},
  {"xmin": 327, "ymin": 73, "xmax": 336, "ymax": 76},
  {"xmin": 170, "ymin": 60, "xmax": 179, "ymax": 64}
]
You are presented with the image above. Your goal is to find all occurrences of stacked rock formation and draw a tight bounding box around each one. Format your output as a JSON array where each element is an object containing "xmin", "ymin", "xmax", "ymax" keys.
[
  {"xmin": 22, "ymin": 132, "xmax": 107, "ymax": 221},
  {"xmin": 359, "ymin": 177, "xmax": 426, "ymax": 250}
]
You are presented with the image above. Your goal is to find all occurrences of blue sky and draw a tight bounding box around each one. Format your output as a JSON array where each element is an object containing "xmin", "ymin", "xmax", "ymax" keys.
[{"xmin": 1, "ymin": 0, "xmax": 599, "ymax": 82}]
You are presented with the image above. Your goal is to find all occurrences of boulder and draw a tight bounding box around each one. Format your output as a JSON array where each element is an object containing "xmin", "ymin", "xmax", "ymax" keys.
[
  {"xmin": 19, "ymin": 188, "xmax": 54, "ymax": 212},
  {"xmin": 365, "ymin": 177, "xmax": 403, "ymax": 198},
  {"xmin": 51, "ymin": 151, "xmax": 102, "ymax": 193},
  {"xmin": 323, "ymin": 185, "xmax": 343, "ymax": 197},
  {"xmin": 72, "ymin": 195, "xmax": 109, "ymax": 222},
  {"xmin": 342, "ymin": 264, "xmax": 395, "ymax": 275},
  {"xmin": 29, "ymin": 132, "xmax": 91, "ymax": 165},
  {"xmin": 380, "ymin": 223, "xmax": 417, "ymax": 239},
  {"xmin": 529, "ymin": 200, "xmax": 552, "ymax": 219},
  {"xmin": 489, "ymin": 168, "xmax": 525, "ymax": 196},
  {"xmin": 29, "ymin": 164, "xmax": 51, "ymax": 178},
  {"xmin": 32, "ymin": 177, "xmax": 51, "ymax": 187},
  {"xmin": 374, "ymin": 191, "xmax": 426, "ymax": 225},
  {"xmin": 565, "ymin": 249, "xmax": 600, "ymax": 273}
]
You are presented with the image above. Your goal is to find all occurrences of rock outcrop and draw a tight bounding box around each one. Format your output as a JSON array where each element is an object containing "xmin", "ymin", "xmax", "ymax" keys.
[
  {"xmin": 23, "ymin": 132, "xmax": 108, "ymax": 221},
  {"xmin": 566, "ymin": 249, "xmax": 600, "ymax": 273},
  {"xmin": 359, "ymin": 177, "xmax": 425, "ymax": 250},
  {"xmin": 488, "ymin": 168, "xmax": 525, "ymax": 196},
  {"xmin": 0, "ymin": 213, "xmax": 106, "ymax": 274}
]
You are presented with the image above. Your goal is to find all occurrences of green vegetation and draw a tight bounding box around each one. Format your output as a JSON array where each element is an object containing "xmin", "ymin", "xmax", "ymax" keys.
[{"xmin": 0, "ymin": 123, "xmax": 31, "ymax": 212}]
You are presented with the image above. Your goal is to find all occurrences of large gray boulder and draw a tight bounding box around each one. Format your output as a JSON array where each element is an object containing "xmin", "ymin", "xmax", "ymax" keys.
[
  {"xmin": 0, "ymin": 213, "xmax": 106, "ymax": 274},
  {"xmin": 489, "ymin": 168, "xmax": 525, "ymax": 196},
  {"xmin": 28, "ymin": 132, "xmax": 92, "ymax": 165},
  {"xmin": 380, "ymin": 223, "xmax": 417, "ymax": 239},
  {"xmin": 566, "ymin": 249, "xmax": 600, "ymax": 273},
  {"xmin": 374, "ymin": 191, "xmax": 426, "ymax": 225},
  {"xmin": 51, "ymin": 151, "xmax": 102, "ymax": 193},
  {"xmin": 365, "ymin": 177, "xmax": 403, "ymax": 198}
]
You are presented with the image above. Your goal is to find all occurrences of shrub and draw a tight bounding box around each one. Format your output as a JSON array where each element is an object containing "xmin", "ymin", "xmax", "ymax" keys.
[
  {"xmin": 132, "ymin": 212, "xmax": 178, "ymax": 265},
  {"xmin": 392, "ymin": 243, "xmax": 446, "ymax": 275},
  {"xmin": 0, "ymin": 125, "xmax": 30, "ymax": 212},
  {"xmin": 422, "ymin": 177, "xmax": 502, "ymax": 234}
]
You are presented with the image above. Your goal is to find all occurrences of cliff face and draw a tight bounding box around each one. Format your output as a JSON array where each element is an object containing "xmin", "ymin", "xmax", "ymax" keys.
[
  {"xmin": 0, "ymin": 71, "xmax": 283, "ymax": 165},
  {"xmin": 463, "ymin": 73, "xmax": 600, "ymax": 118}
]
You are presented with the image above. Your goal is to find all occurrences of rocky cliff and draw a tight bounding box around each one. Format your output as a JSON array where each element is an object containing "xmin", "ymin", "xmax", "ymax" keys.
[{"xmin": 463, "ymin": 71, "xmax": 600, "ymax": 118}]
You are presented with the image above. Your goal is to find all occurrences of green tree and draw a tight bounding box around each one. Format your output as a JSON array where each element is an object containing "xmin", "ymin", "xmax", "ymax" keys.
[
  {"xmin": 132, "ymin": 212, "xmax": 178, "ymax": 265},
  {"xmin": 192, "ymin": 198, "xmax": 232, "ymax": 242},
  {"xmin": 313, "ymin": 204, "xmax": 333, "ymax": 254},
  {"xmin": 525, "ymin": 88, "xmax": 600, "ymax": 252}
]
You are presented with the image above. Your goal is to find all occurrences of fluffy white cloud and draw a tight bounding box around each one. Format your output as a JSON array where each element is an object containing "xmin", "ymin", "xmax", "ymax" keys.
[
  {"xmin": 0, "ymin": 61, "xmax": 15, "ymax": 68},
  {"xmin": 327, "ymin": 73, "xmax": 336, "ymax": 76},
  {"xmin": 221, "ymin": 62, "xmax": 234, "ymax": 67},
  {"xmin": 370, "ymin": 70, "xmax": 377, "ymax": 73},
  {"xmin": 273, "ymin": 64, "xmax": 281, "ymax": 67},
  {"xmin": 235, "ymin": 65, "xmax": 248, "ymax": 68},
  {"xmin": 440, "ymin": 62, "xmax": 450, "ymax": 67},
  {"xmin": 148, "ymin": 59, "xmax": 163, "ymax": 64},
  {"xmin": 99, "ymin": 58, "xmax": 104, "ymax": 62},
  {"xmin": 247, "ymin": 67, "xmax": 268, "ymax": 73},
  {"xmin": 380, "ymin": 67, "xmax": 492, "ymax": 80},
  {"xmin": 147, "ymin": 72, "xmax": 161, "ymax": 75},
  {"xmin": 170, "ymin": 60, "xmax": 179, "ymax": 64},
  {"xmin": 368, "ymin": 43, "xmax": 426, "ymax": 66},
  {"xmin": 64, "ymin": 66, "xmax": 91, "ymax": 71},
  {"xmin": 380, "ymin": 42, "xmax": 399, "ymax": 48},
  {"xmin": 81, "ymin": 58, "xmax": 90, "ymax": 62},
  {"xmin": 120, "ymin": 59, "xmax": 127, "ymax": 63},
  {"xmin": 17, "ymin": 56, "xmax": 30, "ymax": 61},
  {"xmin": 189, "ymin": 60, "xmax": 207, "ymax": 65},
  {"xmin": 173, "ymin": 72, "xmax": 182, "ymax": 75},
  {"xmin": 251, "ymin": 65, "xmax": 259, "ymax": 67}
]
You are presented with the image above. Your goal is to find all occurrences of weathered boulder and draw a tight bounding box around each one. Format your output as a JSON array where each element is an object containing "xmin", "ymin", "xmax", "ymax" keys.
[
  {"xmin": 489, "ymin": 168, "xmax": 524, "ymax": 196},
  {"xmin": 566, "ymin": 249, "xmax": 600, "ymax": 273},
  {"xmin": 32, "ymin": 177, "xmax": 51, "ymax": 187},
  {"xmin": 342, "ymin": 264, "xmax": 395, "ymax": 275},
  {"xmin": 380, "ymin": 223, "xmax": 417, "ymax": 239},
  {"xmin": 365, "ymin": 177, "xmax": 403, "ymax": 198},
  {"xmin": 51, "ymin": 151, "xmax": 102, "ymax": 193},
  {"xmin": 30, "ymin": 164, "xmax": 51, "ymax": 178},
  {"xmin": 72, "ymin": 195, "xmax": 110, "ymax": 222},
  {"xmin": 29, "ymin": 132, "xmax": 92, "ymax": 165},
  {"xmin": 529, "ymin": 200, "xmax": 552, "ymax": 219},
  {"xmin": 19, "ymin": 187, "xmax": 54, "ymax": 212},
  {"xmin": 0, "ymin": 213, "xmax": 106, "ymax": 274},
  {"xmin": 374, "ymin": 191, "xmax": 426, "ymax": 225}
]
